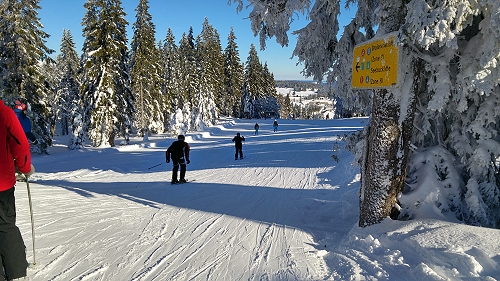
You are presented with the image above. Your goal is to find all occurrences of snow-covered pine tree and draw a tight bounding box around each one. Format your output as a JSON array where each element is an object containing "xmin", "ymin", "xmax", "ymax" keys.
[
  {"xmin": 242, "ymin": 45, "xmax": 278, "ymax": 118},
  {"xmin": 81, "ymin": 0, "xmax": 133, "ymax": 147},
  {"xmin": 231, "ymin": 0, "xmax": 500, "ymax": 227},
  {"xmin": 399, "ymin": 1, "xmax": 500, "ymax": 227},
  {"xmin": 70, "ymin": 0, "xmax": 99, "ymax": 149},
  {"xmin": 160, "ymin": 28, "xmax": 178, "ymax": 132},
  {"xmin": 55, "ymin": 29, "xmax": 81, "ymax": 137},
  {"xmin": 0, "ymin": 0, "xmax": 54, "ymax": 154},
  {"xmin": 184, "ymin": 27, "xmax": 199, "ymax": 107},
  {"xmin": 108, "ymin": 0, "xmax": 134, "ymax": 146},
  {"xmin": 195, "ymin": 18, "xmax": 222, "ymax": 128},
  {"xmin": 278, "ymin": 93, "xmax": 292, "ymax": 118},
  {"xmin": 130, "ymin": 0, "xmax": 163, "ymax": 139},
  {"xmin": 223, "ymin": 27, "xmax": 245, "ymax": 117},
  {"xmin": 243, "ymin": 44, "xmax": 265, "ymax": 118},
  {"xmin": 170, "ymin": 108, "xmax": 189, "ymax": 136},
  {"xmin": 40, "ymin": 56, "xmax": 58, "ymax": 139},
  {"xmin": 175, "ymin": 28, "xmax": 199, "ymax": 133},
  {"xmin": 261, "ymin": 62, "xmax": 279, "ymax": 117},
  {"xmin": 262, "ymin": 63, "xmax": 276, "ymax": 96}
]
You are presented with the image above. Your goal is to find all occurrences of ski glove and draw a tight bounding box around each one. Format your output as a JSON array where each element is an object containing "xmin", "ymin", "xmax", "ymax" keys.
[
  {"xmin": 25, "ymin": 164, "xmax": 35, "ymax": 177},
  {"xmin": 186, "ymin": 160, "xmax": 190, "ymax": 164},
  {"xmin": 15, "ymin": 164, "xmax": 35, "ymax": 177}
]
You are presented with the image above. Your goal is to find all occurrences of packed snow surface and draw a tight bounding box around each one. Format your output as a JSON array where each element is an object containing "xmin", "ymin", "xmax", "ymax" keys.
[{"xmin": 15, "ymin": 117, "xmax": 500, "ymax": 280}]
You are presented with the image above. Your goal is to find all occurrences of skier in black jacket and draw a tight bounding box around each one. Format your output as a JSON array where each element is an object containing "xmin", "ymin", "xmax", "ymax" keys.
[
  {"xmin": 166, "ymin": 135, "xmax": 190, "ymax": 184},
  {"xmin": 232, "ymin": 132, "xmax": 245, "ymax": 160}
]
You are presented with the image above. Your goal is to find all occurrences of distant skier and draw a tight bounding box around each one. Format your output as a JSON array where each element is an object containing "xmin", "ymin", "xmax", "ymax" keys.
[
  {"xmin": 273, "ymin": 119, "xmax": 278, "ymax": 132},
  {"xmin": 232, "ymin": 132, "xmax": 245, "ymax": 160},
  {"xmin": 254, "ymin": 123, "xmax": 259, "ymax": 135},
  {"xmin": 166, "ymin": 135, "xmax": 190, "ymax": 184},
  {"xmin": 13, "ymin": 99, "xmax": 37, "ymax": 144}
]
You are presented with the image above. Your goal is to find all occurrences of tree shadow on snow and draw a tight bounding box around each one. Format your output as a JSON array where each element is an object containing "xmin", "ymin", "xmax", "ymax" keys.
[{"xmin": 33, "ymin": 178, "xmax": 360, "ymax": 246}]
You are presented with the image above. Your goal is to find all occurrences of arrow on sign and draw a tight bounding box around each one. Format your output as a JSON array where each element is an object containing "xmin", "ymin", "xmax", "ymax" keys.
[{"xmin": 356, "ymin": 62, "xmax": 360, "ymax": 72}]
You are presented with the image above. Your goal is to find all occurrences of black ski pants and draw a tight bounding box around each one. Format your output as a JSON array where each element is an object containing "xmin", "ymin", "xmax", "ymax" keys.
[
  {"xmin": 235, "ymin": 145, "xmax": 243, "ymax": 159},
  {"xmin": 171, "ymin": 158, "xmax": 187, "ymax": 181},
  {"xmin": 0, "ymin": 187, "xmax": 27, "ymax": 281}
]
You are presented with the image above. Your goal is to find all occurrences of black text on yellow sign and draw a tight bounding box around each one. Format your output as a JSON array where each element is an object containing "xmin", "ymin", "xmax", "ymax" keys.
[{"xmin": 352, "ymin": 33, "xmax": 400, "ymax": 89}]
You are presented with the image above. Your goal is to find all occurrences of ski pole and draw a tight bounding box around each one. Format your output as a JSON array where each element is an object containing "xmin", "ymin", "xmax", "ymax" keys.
[
  {"xmin": 148, "ymin": 162, "xmax": 163, "ymax": 169},
  {"xmin": 24, "ymin": 175, "xmax": 36, "ymax": 266}
]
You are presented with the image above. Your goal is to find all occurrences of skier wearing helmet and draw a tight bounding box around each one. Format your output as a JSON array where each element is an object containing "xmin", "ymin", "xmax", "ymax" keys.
[{"xmin": 166, "ymin": 135, "xmax": 190, "ymax": 184}]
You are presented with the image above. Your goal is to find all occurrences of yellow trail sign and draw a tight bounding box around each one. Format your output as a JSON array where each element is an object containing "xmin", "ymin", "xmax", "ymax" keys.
[{"xmin": 352, "ymin": 33, "xmax": 400, "ymax": 89}]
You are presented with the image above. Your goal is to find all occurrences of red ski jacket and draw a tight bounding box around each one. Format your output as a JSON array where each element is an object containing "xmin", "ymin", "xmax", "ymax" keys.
[{"xmin": 0, "ymin": 100, "xmax": 32, "ymax": 191}]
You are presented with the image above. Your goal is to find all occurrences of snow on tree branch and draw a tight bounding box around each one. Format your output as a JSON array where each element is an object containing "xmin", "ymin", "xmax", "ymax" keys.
[{"xmin": 230, "ymin": 0, "xmax": 311, "ymax": 50}]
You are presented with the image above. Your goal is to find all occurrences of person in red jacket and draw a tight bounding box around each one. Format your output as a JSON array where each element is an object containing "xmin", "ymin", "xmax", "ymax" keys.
[
  {"xmin": 165, "ymin": 135, "xmax": 190, "ymax": 184},
  {"xmin": 0, "ymin": 99, "xmax": 35, "ymax": 281}
]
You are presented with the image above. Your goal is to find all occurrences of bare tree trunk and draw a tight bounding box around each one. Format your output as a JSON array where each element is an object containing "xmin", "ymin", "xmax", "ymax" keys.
[
  {"xmin": 360, "ymin": 91, "xmax": 398, "ymax": 224},
  {"xmin": 359, "ymin": 90, "xmax": 406, "ymax": 226}
]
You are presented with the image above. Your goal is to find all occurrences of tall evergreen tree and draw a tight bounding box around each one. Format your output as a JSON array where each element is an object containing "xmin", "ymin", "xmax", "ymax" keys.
[
  {"xmin": 0, "ymin": 0, "xmax": 54, "ymax": 154},
  {"xmin": 55, "ymin": 29, "xmax": 81, "ymax": 137},
  {"xmin": 223, "ymin": 27, "xmax": 244, "ymax": 117},
  {"xmin": 41, "ymin": 57, "xmax": 58, "ymax": 139},
  {"xmin": 160, "ymin": 28, "xmax": 178, "ymax": 131},
  {"xmin": 278, "ymin": 93, "xmax": 292, "ymax": 118},
  {"xmin": 261, "ymin": 62, "xmax": 279, "ymax": 117},
  {"xmin": 176, "ymin": 28, "xmax": 198, "ymax": 132},
  {"xmin": 243, "ymin": 44, "xmax": 265, "ymax": 118},
  {"xmin": 169, "ymin": 30, "xmax": 200, "ymax": 134},
  {"xmin": 198, "ymin": 18, "xmax": 223, "ymax": 98},
  {"xmin": 70, "ymin": 0, "xmax": 99, "ymax": 149},
  {"xmin": 110, "ymin": 0, "xmax": 134, "ymax": 146},
  {"xmin": 81, "ymin": 0, "xmax": 133, "ymax": 147},
  {"xmin": 262, "ymin": 63, "xmax": 276, "ymax": 96},
  {"xmin": 130, "ymin": 0, "xmax": 163, "ymax": 138},
  {"xmin": 195, "ymin": 18, "xmax": 221, "ymax": 128}
]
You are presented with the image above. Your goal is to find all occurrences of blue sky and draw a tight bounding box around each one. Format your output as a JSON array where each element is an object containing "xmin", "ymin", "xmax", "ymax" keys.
[{"xmin": 38, "ymin": 0, "xmax": 354, "ymax": 81}]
